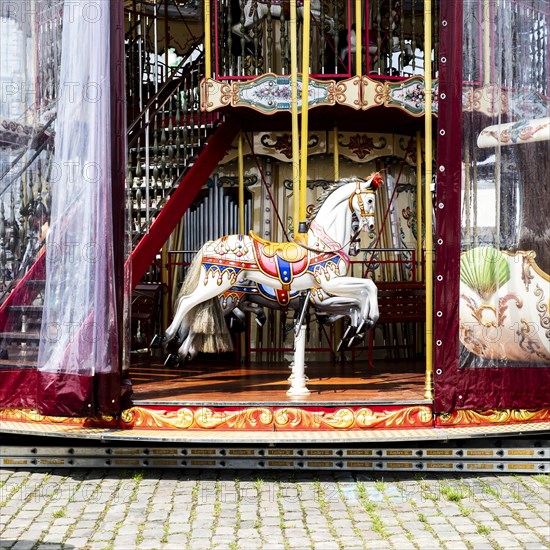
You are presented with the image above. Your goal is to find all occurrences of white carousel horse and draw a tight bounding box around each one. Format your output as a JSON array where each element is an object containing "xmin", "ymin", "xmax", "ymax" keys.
[
  {"xmin": 231, "ymin": 0, "xmax": 334, "ymax": 39},
  {"xmin": 153, "ymin": 175, "xmax": 382, "ymax": 364}
]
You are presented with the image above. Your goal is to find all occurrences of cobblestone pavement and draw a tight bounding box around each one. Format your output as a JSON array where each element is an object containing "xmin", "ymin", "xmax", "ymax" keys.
[{"xmin": 0, "ymin": 469, "xmax": 548, "ymax": 550}]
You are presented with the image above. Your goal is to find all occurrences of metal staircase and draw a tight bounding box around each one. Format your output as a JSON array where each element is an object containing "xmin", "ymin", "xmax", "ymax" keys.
[{"xmin": 0, "ymin": 28, "xmax": 240, "ymax": 370}]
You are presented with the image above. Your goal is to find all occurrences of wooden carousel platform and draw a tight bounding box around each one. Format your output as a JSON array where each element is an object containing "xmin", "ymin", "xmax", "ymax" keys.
[
  {"xmin": 1, "ymin": 353, "xmax": 548, "ymax": 443},
  {"xmin": 130, "ymin": 352, "xmax": 427, "ymax": 406}
]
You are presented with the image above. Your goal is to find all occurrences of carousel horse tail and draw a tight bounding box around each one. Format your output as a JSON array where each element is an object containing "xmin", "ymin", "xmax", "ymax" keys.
[
  {"xmin": 187, "ymin": 297, "xmax": 234, "ymax": 355},
  {"xmin": 175, "ymin": 246, "xmax": 207, "ymax": 303},
  {"xmin": 151, "ymin": 246, "xmax": 209, "ymax": 350}
]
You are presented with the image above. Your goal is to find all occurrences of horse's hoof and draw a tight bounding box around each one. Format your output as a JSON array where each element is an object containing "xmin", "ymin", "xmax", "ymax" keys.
[
  {"xmin": 342, "ymin": 324, "xmax": 357, "ymax": 342},
  {"xmin": 336, "ymin": 338, "xmax": 350, "ymax": 353},
  {"xmin": 0, "ymin": 348, "xmax": 7, "ymax": 360},
  {"xmin": 166, "ymin": 338, "xmax": 182, "ymax": 353},
  {"xmin": 163, "ymin": 353, "xmax": 177, "ymax": 367},
  {"xmin": 150, "ymin": 334, "xmax": 165, "ymax": 348},
  {"xmin": 349, "ymin": 333, "xmax": 366, "ymax": 349},
  {"xmin": 176, "ymin": 354, "xmax": 193, "ymax": 368},
  {"xmin": 256, "ymin": 314, "xmax": 266, "ymax": 327}
]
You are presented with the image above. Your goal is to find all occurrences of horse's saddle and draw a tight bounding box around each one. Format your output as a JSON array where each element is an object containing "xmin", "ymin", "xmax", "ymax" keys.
[{"xmin": 249, "ymin": 231, "xmax": 309, "ymax": 305}]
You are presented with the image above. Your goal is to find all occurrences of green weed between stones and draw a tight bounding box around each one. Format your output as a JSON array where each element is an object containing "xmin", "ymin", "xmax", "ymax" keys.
[
  {"xmin": 477, "ymin": 524, "xmax": 491, "ymax": 536},
  {"xmin": 440, "ymin": 483, "xmax": 469, "ymax": 502},
  {"xmin": 532, "ymin": 474, "xmax": 549, "ymax": 486},
  {"xmin": 356, "ymin": 481, "xmax": 388, "ymax": 539}
]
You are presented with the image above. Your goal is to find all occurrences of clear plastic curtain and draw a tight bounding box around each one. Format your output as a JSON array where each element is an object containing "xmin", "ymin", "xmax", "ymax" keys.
[
  {"xmin": 435, "ymin": 0, "xmax": 550, "ymax": 412},
  {"xmin": 459, "ymin": 0, "xmax": 550, "ymax": 370},
  {"xmin": 37, "ymin": 0, "xmax": 118, "ymax": 414}
]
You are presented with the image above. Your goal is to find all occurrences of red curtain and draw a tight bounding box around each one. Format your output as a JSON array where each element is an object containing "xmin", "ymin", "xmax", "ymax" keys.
[{"xmin": 434, "ymin": 0, "xmax": 550, "ymax": 412}]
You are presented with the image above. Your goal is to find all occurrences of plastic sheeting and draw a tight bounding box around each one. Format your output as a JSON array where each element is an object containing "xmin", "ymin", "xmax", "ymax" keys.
[
  {"xmin": 435, "ymin": 0, "xmax": 550, "ymax": 412},
  {"xmin": 36, "ymin": 0, "xmax": 120, "ymax": 415}
]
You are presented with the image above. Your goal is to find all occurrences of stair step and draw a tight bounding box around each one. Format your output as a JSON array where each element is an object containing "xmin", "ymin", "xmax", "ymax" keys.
[
  {"xmin": 0, "ymin": 359, "xmax": 37, "ymax": 370},
  {"xmin": 25, "ymin": 280, "xmax": 45, "ymax": 287},
  {"xmin": 0, "ymin": 332, "xmax": 41, "ymax": 342},
  {"xmin": 5, "ymin": 305, "xmax": 44, "ymax": 314}
]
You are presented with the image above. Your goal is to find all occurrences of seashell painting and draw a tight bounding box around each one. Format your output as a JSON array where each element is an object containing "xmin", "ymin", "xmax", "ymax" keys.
[{"xmin": 460, "ymin": 246, "xmax": 511, "ymax": 300}]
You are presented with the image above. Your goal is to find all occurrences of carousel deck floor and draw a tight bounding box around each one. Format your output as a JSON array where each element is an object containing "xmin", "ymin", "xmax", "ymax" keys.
[{"xmin": 130, "ymin": 352, "xmax": 428, "ymax": 406}]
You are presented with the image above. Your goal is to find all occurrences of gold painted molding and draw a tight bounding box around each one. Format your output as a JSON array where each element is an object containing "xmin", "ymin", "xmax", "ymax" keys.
[
  {"xmin": 0, "ymin": 408, "xmax": 116, "ymax": 426},
  {"xmin": 119, "ymin": 405, "xmax": 433, "ymax": 431},
  {"xmin": 439, "ymin": 408, "xmax": 550, "ymax": 426}
]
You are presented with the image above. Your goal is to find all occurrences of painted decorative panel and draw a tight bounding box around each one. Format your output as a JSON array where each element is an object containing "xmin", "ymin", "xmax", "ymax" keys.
[{"xmin": 201, "ymin": 75, "xmax": 437, "ymax": 116}]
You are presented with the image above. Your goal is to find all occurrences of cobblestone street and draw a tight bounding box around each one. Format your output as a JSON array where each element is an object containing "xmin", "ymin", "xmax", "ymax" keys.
[{"xmin": 1, "ymin": 469, "xmax": 549, "ymax": 549}]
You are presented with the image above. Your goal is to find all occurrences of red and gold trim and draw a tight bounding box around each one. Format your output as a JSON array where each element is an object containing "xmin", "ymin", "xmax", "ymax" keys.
[
  {"xmin": 0, "ymin": 408, "xmax": 117, "ymax": 428},
  {"xmin": 436, "ymin": 408, "xmax": 550, "ymax": 428},
  {"xmin": 119, "ymin": 404, "xmax": 433, "ymax": 431}
]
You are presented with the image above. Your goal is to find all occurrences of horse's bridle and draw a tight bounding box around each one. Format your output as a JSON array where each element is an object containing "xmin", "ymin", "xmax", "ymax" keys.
[
  {"xmin": 348, "ymin": 180, "xmax": 376, "ymax": 221},
  {"xmin": 293, "ymin": 181, "xmax": 377, "ymax": 254}
]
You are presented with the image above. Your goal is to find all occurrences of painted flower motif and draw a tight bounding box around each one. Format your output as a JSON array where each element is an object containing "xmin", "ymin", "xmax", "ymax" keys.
[
  {"xmin": 349, "ymin": 134, "xmax": 375, "ymax": 159},
  {"xmin": 253, "ymin": 83, "xmax": 294, "ymax": 104}
]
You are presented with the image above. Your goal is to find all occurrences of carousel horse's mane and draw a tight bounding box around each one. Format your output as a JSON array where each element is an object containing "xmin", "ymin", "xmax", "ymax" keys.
[{"xmin": 308, "ymin": 177, "xmax": 366, "ymax": 220}]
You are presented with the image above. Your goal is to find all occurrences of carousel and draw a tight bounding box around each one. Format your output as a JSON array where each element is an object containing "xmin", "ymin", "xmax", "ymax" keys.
[{"xmin": 0, "ymin": 0, "xmax": 548, "ymax": 470}]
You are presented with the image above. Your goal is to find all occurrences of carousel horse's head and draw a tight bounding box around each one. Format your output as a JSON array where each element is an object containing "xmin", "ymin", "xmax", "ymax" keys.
[{"xmin": 347, "ymin": 173, "xmax": 383, "ymax": 232}]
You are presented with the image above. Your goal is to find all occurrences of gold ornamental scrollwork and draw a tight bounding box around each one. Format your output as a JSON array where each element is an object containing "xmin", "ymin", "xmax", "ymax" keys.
[
  {"xmin": 274, "ymin": 406, "xmax": 432, "ymax": 430},
  {"xmin": 201, "ymin": 78, "xmax": 236, "ymax": 112},
  {"xmin": 355, "ymin": 406, "xmax": 433, "ymax": 428},
  {"xmin": 438, "ymin": 408, "xmax": 550, "ymax": 426},
  {"xmin": 373, "ymin": 81, "xmax": 390, "ymax": 107},
  {"xmin": 327, "ymin": 80, "xmax": 347, "ymax": 104},
  {"xmin": 194, "ymin": 407, "xmax": 273, "ymax": 429},
  {"xmin": 121, "ymin": 406, "xmax": 195, "ymax": 429},
  {"xmin": 120, "ymin": 406, "xmax": 274, "ymax": 430},
  {"xmin": 0, "ymin": 408, "xmax": 115, "ymax": 427}
]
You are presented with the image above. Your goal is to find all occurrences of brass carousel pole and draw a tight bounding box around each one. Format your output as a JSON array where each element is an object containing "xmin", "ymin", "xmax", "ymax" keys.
[
  {"xmin": 238, "ymin": 131, "xmax": 246, "ymax": 361},
  {"xmin": 355, "ymin": 0, "xmax": 362, "ymax": 76},
  {"xmin": 238, "ymin": 132, "xmax": 245, "ymax": 233},
  {"xmin": 204, "ymin": 0, "xmax": 211, "ymax": 78},
  {"xmin": 290, "ymin": 0, "xmax": 300, "ymax": 234},
  {"xmin": 416, "ymin": 131, "xmax": 423, "ymax": 282},
  {"xmin": 423, "ymin": 0, "xmax": 434, "ymax": 400},
  {"xmin": 298, "ymin": 0, "xmax": 311, "ymax": 233},
  {"xmin": 416, "ymin": 130, "xmax": 424, "ymax": 357},
  {"xmin": 333, "ymin": 127, "xmax": 340, "ymax": 180},
  {"xmin": 288, "ymin": 0, "xmax": 310, "ymax": 396}
]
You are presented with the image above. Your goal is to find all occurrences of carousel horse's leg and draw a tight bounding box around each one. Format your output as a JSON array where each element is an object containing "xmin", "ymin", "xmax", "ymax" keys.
[
  {"xmin": 227, "ymin": 306, "xmax": 247, "ymax": 333},
  {"xmin": 318, "ymin": 277, "xmax": 379, "ymax": 351},
  {"xmin": 150, "ymin": 298, "xmax": 188, "ymax": 349},
  {"xmin": 175, "ymin": 331, "xmax": 196, "ymax": 366},
  {"xmin": 241, "ymin": 302, "xmax": 267, "ymax": 327}
]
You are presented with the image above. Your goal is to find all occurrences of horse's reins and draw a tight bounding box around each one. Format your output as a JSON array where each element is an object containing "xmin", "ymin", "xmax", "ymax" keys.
[{"xmin": 292, "ymin": 182, "xmax": 376, "ymax": 255}]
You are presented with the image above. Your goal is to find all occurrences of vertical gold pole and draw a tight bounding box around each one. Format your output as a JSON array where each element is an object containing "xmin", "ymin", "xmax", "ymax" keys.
[
  {"xmin": 423, "ymin": 0, "xmax": 434, "ymax": 400},
  {"xmin": 238, "ymin": 131, "xmax": 246, "ymax": 361},
  {"xmin": 290, "ymin": 0, "xmax": 300, "ymax": 235},
  {"xmin": 161, "ymin": 246, "xmax": 169, "ymax": 330},
  {"xmin": 164, "ymin": 0, "xmax": 170, "ymax": 75},
  {"xmin": 355, "ymin": 0, "xmax": 362, "ymax": 76},
  {"xmin": 483, "ymin": 0, "xmax": 490, "ymax": 86},
  {"xmin": 415, "ymin": 131, "xmax": 423, "ymax": 282},
  {"xmin": 333, "ymin": 127, "xmax": 339, "ymax": 180},
  {"xmin": 299, "ymin": 0, "xmax": 310, "ymax": 230},
  {"xmin": 238, "ymin": 131, "xmax": 245, "ymax": 233},
  {"xmin": 333, "ymin": 126, "xmax": 342, "ymax": 354},
  {"xmin": 204, "ymin": 0, "xmax": 211, "ymax": 78}
]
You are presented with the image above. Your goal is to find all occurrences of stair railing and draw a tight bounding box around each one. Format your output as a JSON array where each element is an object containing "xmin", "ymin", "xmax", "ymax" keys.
[
  {"xmin": 127, "ymin": 45, "xmax": 225, "ymax": 246},
  {"xmin": 0, "ymin": 142, "xmax": 53, "ymax": 305}
]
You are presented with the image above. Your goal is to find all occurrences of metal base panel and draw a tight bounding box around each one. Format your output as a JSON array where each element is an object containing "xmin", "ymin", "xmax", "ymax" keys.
[{"xmin": 1, "ymin": 439, "xmax": 548, "ymax": 473}]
